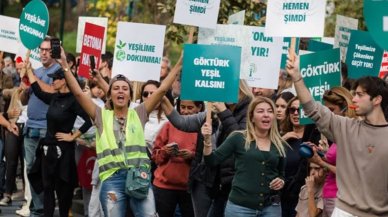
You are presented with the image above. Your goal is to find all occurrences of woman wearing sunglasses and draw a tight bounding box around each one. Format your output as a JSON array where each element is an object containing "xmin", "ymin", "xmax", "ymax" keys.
[
  {"xmin": 280, "ymin": 96, "xmax": 308, "ymax": 217},
  {"xmin": 58, "ymin": 47, "xmax": 182, "ymax": 217},
  {"xmin": 25, "ymin": 64, "xmax": 93, "ymax": 217},
  {"xmin": 140, "ymin": 80, "xmax": 169, "ymax": 154}
]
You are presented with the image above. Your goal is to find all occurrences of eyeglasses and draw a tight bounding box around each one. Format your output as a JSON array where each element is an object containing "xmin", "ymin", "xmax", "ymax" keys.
[
  {"xmin": 142, "ymin": 91, "xmax": 154, "ymax": 98},
  {"xmin": 288, "ymin": 107, "xmax": 299, "ymax": 114},
  {"xmin": 39, "ymin": 47, "xmax": 51, "ymax": 53}
]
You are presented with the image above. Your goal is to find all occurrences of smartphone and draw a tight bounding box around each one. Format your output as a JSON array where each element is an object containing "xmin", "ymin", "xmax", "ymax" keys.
[
  {"xmin": 89, "ymin": 55, "xmax": 96, "ymax": 75},
  {"xmin": 50, "ymin": 38, "xmax": 61, "ymax": 59},
  {"xmin": 170, "ymin": 143, "xmax": 179, "ymax": 156}
]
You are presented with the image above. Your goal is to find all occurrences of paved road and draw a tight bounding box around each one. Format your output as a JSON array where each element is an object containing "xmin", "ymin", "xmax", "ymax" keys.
[{"xmin": 0, "ymin": 178, "xmax": 84, "ymax": 217}]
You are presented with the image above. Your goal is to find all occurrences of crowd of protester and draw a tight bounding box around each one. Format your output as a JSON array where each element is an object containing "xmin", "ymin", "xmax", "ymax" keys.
[{"xmin": 0, "ymin": 36, "xmax": 387, "ymax": 217}]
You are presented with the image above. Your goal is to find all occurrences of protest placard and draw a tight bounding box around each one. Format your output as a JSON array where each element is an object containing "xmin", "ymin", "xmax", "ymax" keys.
[
  {"xmin": 78, "ymin": 22, "xmax": 105, "ymax": 78},
  {"xmin": 334, "ymin": 15, "xmax": 358, "ymax": 62},
  {"xmin": 265, "ymin": 0, "xmax": 327, "ymax": 37},
  {"xmin": 16, "ymin": 45, "xmax": 42, "ymax": 69},
  {"xmin": 364, "ymin": 0, "xmax": 388, "ymax": 50},
  {"xmin": 76, "ymin": 17, "xmax": 108, "ymax": 54},
  {"xmin": 228, "ymin": 10, "xmax": 245, "ymax": 25},
  {"xmin": 19, "ymin": 0, "xmax": 49, "ymax": 50},
  {"xmin": 346, "ymin": 30, "xmax": 384, "ymax": 79},
  {"xmin": 173, "ymin": 0, "xmax": 221, "ymax": 29},
  {"xmin": 307, "ymin": 40, "xmax": 333, "ymax": 52},
  {"xmin": 379, "ymin": 51, "xmax": 388, "ymax": 78},
  {"xmin": 0, "ymin": 15, "xmax": 20, "ymax": 54},
  {"xmin": 280, "ymin": 37, "xmax": 300, "ymax": 69},
  {"xmin": 112, "ymin": 22, "xmax": 165, "ymax": 82},
  {"xmin": 299, "ymin": 48, "xmax": 341, "ymax": 124},
  {"xmin": 181, "ymin": 44, "xmax": 241, "ymax": 102},
  {"xmin": 246, "ymin": 27, "xmax": 283, "ymax": 89},
  {"xmin": 198, "ymin": 24, "xmax": 250, "ymax": 78}
]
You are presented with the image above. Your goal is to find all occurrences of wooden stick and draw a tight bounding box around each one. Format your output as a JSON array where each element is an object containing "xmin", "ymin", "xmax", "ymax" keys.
[
  {"xmin": 187, "ymin": 26, "xmax": 196, "ymax": 44},
  {"xmin": 25, "ymin": 50, "xmax": 31, "ymax": 63},
  {"xmin": 132, "ymin": 81, "xmax": 138, "ymax": 102},
  {"xmin": 206, "ymin": 102, "xmax": 212, "ymax": 125},
  {"xmin": 289, "ymin": 37, "xmax": 297, "ymax": 61}
]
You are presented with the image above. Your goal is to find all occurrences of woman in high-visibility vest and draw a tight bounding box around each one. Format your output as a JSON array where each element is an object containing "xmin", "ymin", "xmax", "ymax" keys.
[{"xmin": 58, "ymin": 47, "xmax": 182, "ymax": 217}]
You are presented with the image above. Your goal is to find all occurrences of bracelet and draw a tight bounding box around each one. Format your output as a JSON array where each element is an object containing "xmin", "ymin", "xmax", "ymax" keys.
[{"xmin": 293, "ymin": 76, "xmax": 303, "ymax": 83}]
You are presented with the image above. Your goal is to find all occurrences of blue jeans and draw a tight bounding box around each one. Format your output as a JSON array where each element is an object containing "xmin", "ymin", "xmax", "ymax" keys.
[
  {"xmin": 24, "ymin": 127, "xmax": 46, "ymax": 217},
  {"xmin": 100, "ymin": 169, "xmax": 157, "ymax": 217},
  {"xmin": 224, "ymin": 200, "xmax": 281, "ymax": 217}
]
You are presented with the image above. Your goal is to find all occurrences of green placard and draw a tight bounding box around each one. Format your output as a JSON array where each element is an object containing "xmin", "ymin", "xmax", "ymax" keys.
[
  {"xmin": 280, "ymin": 37, "xmax": 300, "ymax": 69},
  {"xmin": 299, "ymin": 48, "xmax": 341, "ymax": 124},
  {"xmin": 364, "ymin": 0, "xmax": 388, "ymax": 50},
  {"xmin": 19, "ymin": 0, "xmax": 49, "ymax": 50},
  {"xmin": 307, "ymin": 40, "xmax": 333, "ymax": 52},
  {"xmin": 345, "ymin": 30, "xmax": 384, "ymax": 79},
  {"xmin": 181, "ymin": 44, "xmax": 241, "ymax": 103}
]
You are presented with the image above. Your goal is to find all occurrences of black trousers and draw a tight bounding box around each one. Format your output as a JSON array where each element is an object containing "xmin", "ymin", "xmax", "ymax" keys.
[
  {"xmin": 4, "ymin": 124, "xmax": 24, "ymax": 194},
  {"xmin": 44, "ymin": 175, "xmax": 74, "ymax": 217},
  {"xmin": 153, "ymin": 185, "xmax": 194, "ymax": 217}
]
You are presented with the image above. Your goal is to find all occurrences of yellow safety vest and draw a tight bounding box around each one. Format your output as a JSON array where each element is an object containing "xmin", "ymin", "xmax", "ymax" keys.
[{"xmin": 96, "ymin": 108, "xmax": 149, "ymax": 182}]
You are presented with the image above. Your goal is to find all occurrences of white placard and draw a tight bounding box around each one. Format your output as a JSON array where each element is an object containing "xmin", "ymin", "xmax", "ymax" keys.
[
  {"xmin": 265, "ymin": 0, "xmax": 327, "ymax": 37},
  {"xmin": 198, "ymin": 24, "xmax": 250, "ymax": 78},
  {"xmin": 198, "ymin": 25, "xmax": 283, "ymax": 88},
  {"xmin": 76, "ymin": 16, "xmax": 108, "ymax": 54},
  {"xmin": 0, "ymin": 15, "xmax": 20, "ymax": 54},
  {"xmin": 112, "ymin": 22, "xmax": 166, "ymax": 82},
  {"xmin": 16, "ymin": 45, "xmax": 42, "ymax": 69},
  {"xmin": 334, "ymin": 15, "xmax": 358, "ymax": 62},
  {"xmin": 228, "ymin": 10, "xmax": 245, "ymax": 25},
  {"xmin": 173, "ymin": 0, "xmax": 221, "ymax": 29},
  {"xmin": 246, "ymin": 27, "xmax": 283, "ymax": 89}
]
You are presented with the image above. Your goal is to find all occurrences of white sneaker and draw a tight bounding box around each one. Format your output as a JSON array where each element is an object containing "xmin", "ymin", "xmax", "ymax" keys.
[{"xmin": 16, "ymin": 205, "xmax": 30, "ymax": 217}]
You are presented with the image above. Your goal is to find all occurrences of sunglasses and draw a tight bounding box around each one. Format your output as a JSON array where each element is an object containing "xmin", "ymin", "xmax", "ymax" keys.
[
  {"xmin": 288, "ymin": 107, "xmax": 299, "ymax": 114},
  {"xmin": 142, "ymin": 91, "xmax": 154, "ymax": 98},
  {"xmin": 52, "ymin": 77, "xmax": 63, "ymax": 81}
]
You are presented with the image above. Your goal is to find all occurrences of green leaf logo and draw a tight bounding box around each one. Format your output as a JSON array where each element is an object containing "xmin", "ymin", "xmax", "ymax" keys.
[{"xmin": 116, "ymin": 40, "xmax": 126, "ymax": 49}]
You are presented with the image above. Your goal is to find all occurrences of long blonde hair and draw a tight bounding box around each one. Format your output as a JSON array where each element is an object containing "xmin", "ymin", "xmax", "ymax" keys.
[
  {"xmin": 322, "ymin": 87, "xmax": 356, "ymax": 118},
  {"xmin": 243, "ymin": 97, "xmax": 287, "ymax": 157}
]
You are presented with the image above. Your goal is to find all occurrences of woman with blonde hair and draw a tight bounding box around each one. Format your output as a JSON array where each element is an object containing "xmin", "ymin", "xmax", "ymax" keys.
[
  {"xmin": 201, "ymin": 97, "xmax": 286, "ymax": 217},
  {"xmin": 309, "ymin": 86, "xmax": 356, "ymax": 217},
  {"xmin": 161, "ymin": 79, "xmax": 253, "ymax": 217}
]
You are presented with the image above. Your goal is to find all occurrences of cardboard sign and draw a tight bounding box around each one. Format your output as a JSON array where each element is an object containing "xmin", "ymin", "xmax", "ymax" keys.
[
  {"xmin": 280, "ymin": 37, "xmax": 300, "ymax": 69},
  {"xmin": 78, "ymin": 22, "xmax": 105, "ymax": 78},
  {"xmin": 0, "ymin": 15, "xmax": 20, "ymax": 54},
  {"xmin": 346, "ymin": 30, "xmax": 384, "ymax": 79},
  {"xmin": 19, "ymin": 0, "xmax": 49, "ymax": 50},
  {"xmin": 246, "ymin": 27, "xmax": 283, "ymax": 89},
  {"xmin": 334, "ymin": 15, "xmax": 358, "ymax": 62},
  {"xmin": 265, "ymin": 0, "xmax": 327, "ymax": 37},
  {"xmin": 173, "ymin": 0, "xmax": 221, "ymax": 29},
  {"xmin": 228, "ymin": 10, "xmax": 245, "ymax": 25},
  {"xmin": 181, "ymin": 44, "xmax": 241, "ymax": 103},
  {"xmin": 299, "ymin": 48, "xmax": 341, "ymax": 124},
  {"xmin": 308, "ymin": 40, "xmax": 333, "ymax": 52},
  {"xmin": 379, "ymin": 51, "xmax": 388, "ymax": 78},
  {"xmin": 198, "ymin": 24, "xmax": 250, "ymax": 78},
  {"xmin": 16, "ymin": 45, "xmax": 42, "ymax": 69},
  {"xmin": 112, "ymin": 22, "xmax": 165, "ymax": 82},
  {"xmin": 76, "ymin": 16, "xmax": 108, "ymax": 54},
  {"xmin": 364, "ymin": 0, "xmax": 388, "ymax": 50}
]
